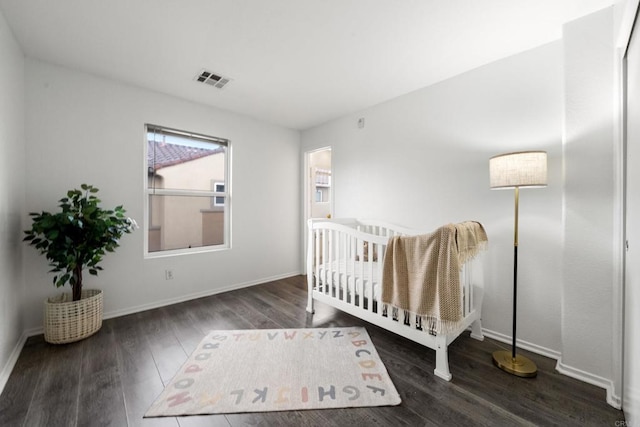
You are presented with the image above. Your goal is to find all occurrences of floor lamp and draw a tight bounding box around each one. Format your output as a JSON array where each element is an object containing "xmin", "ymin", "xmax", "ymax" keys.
[{"xmin": 489, "ymin": 151, "xmax": 547, "ymax": 377}]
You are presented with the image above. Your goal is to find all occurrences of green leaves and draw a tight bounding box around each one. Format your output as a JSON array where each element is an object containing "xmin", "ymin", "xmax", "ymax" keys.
[{"xmin": 23, "ymin": 184, "xmax": 135, "ymax": 298}]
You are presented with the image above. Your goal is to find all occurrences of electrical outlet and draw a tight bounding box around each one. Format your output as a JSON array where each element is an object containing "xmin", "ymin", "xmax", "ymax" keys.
[{"xmin": 165, "ymin": 269, "xmax": 174, "ymax": 280}]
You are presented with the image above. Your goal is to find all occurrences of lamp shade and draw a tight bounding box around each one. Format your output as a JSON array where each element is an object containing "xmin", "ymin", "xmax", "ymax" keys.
[{"xmin": 489, "ymin": 151, "xmax": 547, "ymax": 189}]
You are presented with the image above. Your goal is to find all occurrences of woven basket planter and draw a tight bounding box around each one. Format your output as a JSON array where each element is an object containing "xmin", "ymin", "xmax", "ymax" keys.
[{"xmin": 44, "ymin": 289, "xmax": 103, "ymax": 344}]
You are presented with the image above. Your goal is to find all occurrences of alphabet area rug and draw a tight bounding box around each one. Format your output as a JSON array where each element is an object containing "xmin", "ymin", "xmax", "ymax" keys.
[{"xmin": 145, "ymin": 326, "xmax": 401, "ymax": 416}]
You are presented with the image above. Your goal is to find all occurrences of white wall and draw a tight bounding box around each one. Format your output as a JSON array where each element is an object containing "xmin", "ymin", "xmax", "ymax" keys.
[
  {"xmin": 22, "ymin": 59, "xmax": 301, "ymax": 330},
  {"xmin": 302, "ymin": 41, "xmax": 565, "ymax": 355},
  {"xmin": 0, "ymin": 9, "xmax": 26, "ymax": 385},
  {"xmin": 560, "ymin": 7, "xmax": 619, "ymax": 404},
  {"xmin": 624, "ymin": 3, "xmax": 640, "ymax": 420}
]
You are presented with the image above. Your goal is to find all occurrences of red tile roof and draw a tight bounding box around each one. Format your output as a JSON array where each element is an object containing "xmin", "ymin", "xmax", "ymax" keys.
[{"xmin": 148, "ymin": 141, "xmax": 224, "ymax": 171}]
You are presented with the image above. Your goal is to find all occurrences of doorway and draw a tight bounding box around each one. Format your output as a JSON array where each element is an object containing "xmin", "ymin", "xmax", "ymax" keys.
[
  {"xmin": 303, "ymin": 147, "xmax": 332, "ymax": 274},
  {"xmin": 306, "ymin": 147, "xmax": 332, "ymax": 221}
]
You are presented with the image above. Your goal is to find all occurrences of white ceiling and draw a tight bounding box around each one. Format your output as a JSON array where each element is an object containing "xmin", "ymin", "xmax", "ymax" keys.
[{"xmin": 0, "ymin": 0, "xmax": 616, "ymax": 130}]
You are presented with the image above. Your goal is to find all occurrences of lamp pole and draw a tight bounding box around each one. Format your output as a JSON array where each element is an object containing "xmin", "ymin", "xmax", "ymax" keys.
[
  {"xmin": 512, "ymin": 186, "xmax": 519, "ymax": 361},
  {"xmin": 491, "ymin": 185, "xmax": 537, "ymax": 377}
]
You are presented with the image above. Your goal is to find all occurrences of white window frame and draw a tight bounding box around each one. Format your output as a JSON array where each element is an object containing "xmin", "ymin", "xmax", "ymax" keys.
[
  {"xmin": 144, "ymin": 124, "xmax": 231, "ymax": 257},
  {"xmin": 213, "ymin": 181, "xmax": 225, "ymax": 207}
]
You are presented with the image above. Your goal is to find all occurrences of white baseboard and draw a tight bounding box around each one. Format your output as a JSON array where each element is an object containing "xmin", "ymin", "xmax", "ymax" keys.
[
  {"xmin": 556, "ymin": 359, "xmax": 622, "ymax": 410},
  {"xmin": 481, "ymin": 328, "xmax": 562, "ymax": 360},
  {"xmin": 17, "ymin": 271, "xmax": 302, "ymax": 338},
  {"xmin": 103, "ymin": 270, "xmax": 301, "ymax": 321},
  {"xmin": 481, "ymin": 327, "xmax": 620, "ymax": 410},
  {"xmin": 0, "ymin": 331, "xmax": 29, "ymax": 396}
]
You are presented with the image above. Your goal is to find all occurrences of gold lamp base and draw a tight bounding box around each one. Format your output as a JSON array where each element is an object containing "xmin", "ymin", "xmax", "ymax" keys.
[{"xmin": 492, "ymin": 350, "xmax": 537, "ymax": 378}]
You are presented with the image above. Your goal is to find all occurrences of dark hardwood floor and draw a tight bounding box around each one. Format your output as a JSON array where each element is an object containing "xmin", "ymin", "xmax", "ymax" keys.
[{"xmin": 0, "ymin": 275, "xmax": 625, "ymax": 426}]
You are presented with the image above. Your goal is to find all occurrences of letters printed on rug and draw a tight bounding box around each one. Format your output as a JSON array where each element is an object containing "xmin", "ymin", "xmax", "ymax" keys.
[{"xmin": 145, "ymin": 326, "xmax": 401, "ymax": 416}]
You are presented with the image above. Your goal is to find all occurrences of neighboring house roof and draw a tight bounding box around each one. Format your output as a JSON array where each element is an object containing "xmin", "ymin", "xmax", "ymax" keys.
[{"xmin": 148, "ymin": 141, "xmax": 224, "ymax": 171}]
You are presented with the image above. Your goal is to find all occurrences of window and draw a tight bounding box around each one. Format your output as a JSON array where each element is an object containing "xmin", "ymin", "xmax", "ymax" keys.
[
  {"xmin": 314, "ymin": 168, "xmax": 331, "ymax": 204},
  {"xmin": 213, "ymin": 182, "xmax": 225, "ymax": 207},
  {"xmin": 146, "ymin": 124, "xmax": 230, "ymax": 255}
]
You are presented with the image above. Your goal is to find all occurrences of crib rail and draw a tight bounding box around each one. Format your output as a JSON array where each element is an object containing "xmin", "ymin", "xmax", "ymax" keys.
[
  {"xmin": 355, "ymin": 219, "xmax": 418, "ymax": 238},
  {"xmin": 307, "ymin": 219, "xmax": 386, "ymax": 312},
  {"xmin": 306, "ymin": 218, "xmax": 480, "ymax": 327}
]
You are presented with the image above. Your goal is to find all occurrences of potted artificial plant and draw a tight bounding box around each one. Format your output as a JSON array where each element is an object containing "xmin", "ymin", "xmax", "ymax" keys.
[{"xmin": 24, "ymin": 184, "xmax": 137, "ymax": 344}]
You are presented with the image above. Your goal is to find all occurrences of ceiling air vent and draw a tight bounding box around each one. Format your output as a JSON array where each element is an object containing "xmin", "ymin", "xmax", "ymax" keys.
[{"xmin": 195, "ymin": 69, "xmax": 232, "ymax": 89}]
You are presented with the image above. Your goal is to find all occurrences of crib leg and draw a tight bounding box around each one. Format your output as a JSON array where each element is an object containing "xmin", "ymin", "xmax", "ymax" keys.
[
  {"xmin": 470, "ymin": 318, "xmax": 484, "ymax": 341},
  {"xmin": 306, "ymin": 274, "xmax": 315, "ymax": 314},
  {"xmin": 433, "ymin": 335, "xmax": 452, "ymax": 381}
]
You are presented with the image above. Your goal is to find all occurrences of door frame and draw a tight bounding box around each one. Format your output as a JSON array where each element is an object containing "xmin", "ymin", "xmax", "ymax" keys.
[
  {"xmin": 303, "ymin": 146, "xmax": 333, "ymax": 274},
  {"xmin": 621, "ymin": 2, "xmax": 640, "ymax": 419}
]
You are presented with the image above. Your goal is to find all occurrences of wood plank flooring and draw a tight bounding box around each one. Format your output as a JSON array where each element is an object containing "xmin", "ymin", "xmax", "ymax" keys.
[{"xmin": 0, "ymin": 275, "xmax": 625, "ymax": 426}]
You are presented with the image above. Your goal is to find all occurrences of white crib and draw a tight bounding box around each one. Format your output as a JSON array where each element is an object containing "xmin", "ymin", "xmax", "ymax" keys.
[{"xmin": 306, "ymin": 218, "xmax": 485, "ymax": 381}]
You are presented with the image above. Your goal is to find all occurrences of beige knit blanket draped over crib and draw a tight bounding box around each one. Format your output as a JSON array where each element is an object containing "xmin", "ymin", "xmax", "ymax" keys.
[{"xmin": 381, "ymin": 221, "xmax": 488, "ymax": 335}]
